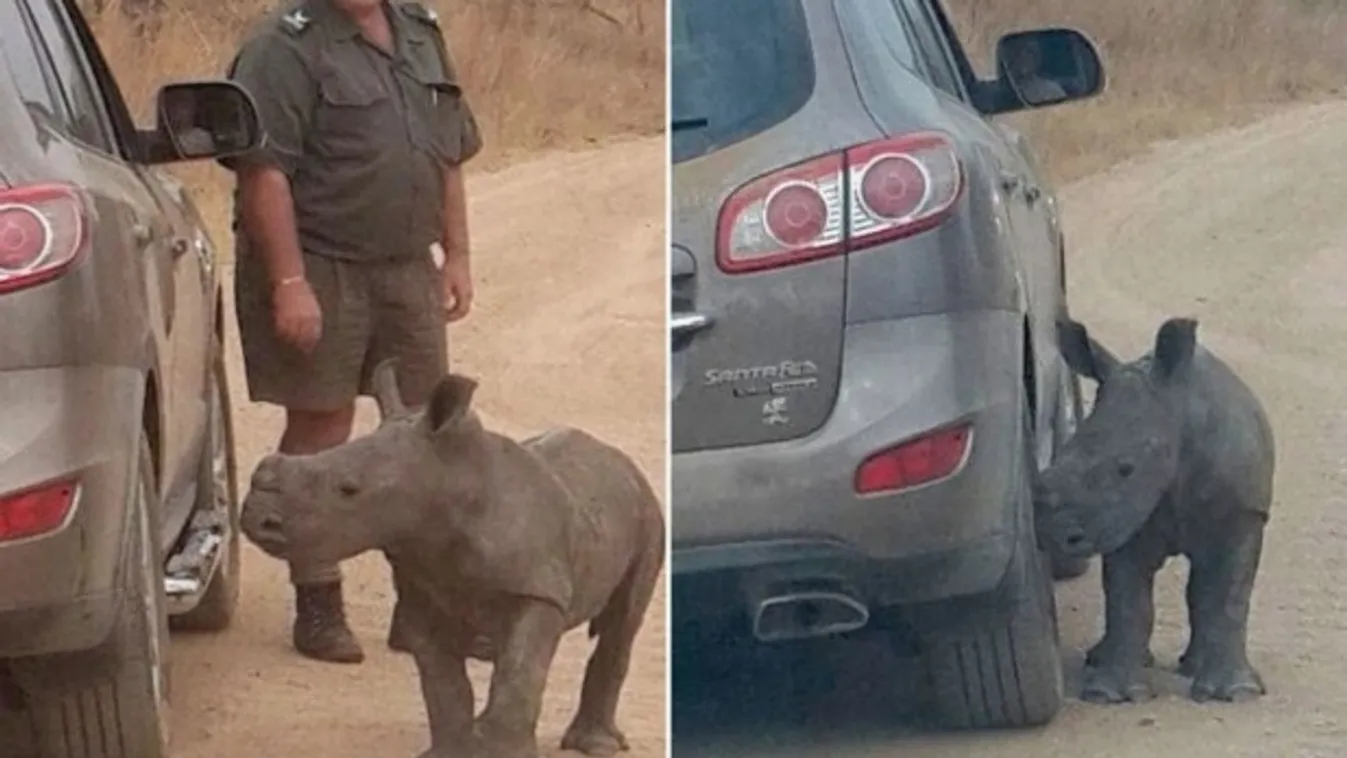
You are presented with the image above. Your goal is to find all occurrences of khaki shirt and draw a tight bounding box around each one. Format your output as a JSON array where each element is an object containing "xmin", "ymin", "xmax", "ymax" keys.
[{"xmin": 225, "ymin": 0, "xmax": 482, "ymax": 263}]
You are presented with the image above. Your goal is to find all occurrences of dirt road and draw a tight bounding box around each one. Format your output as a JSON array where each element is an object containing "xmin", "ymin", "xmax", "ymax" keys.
[
  {"xmin": 671, "ymin": 103, "xmax": 1347, "ymax": 757},
  {"xmin": 168, "ymin": 137, "xmax": 667, "ymax": 757}
]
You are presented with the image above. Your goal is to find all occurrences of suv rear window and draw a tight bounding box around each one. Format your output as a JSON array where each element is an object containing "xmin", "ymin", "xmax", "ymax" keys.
[{"xmin": 670, "ymin": 0, "xmax": 815, "ymax": 163}]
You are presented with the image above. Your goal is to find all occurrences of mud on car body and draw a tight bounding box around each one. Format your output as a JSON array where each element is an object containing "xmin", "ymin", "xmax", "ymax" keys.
[
  {"xmin": 0, "ymin": 0, "xmax": 262, "ymax": 754},
  {"xmin": 670, "ymin": 0, "xmax": 1105, "ymax": 730}
]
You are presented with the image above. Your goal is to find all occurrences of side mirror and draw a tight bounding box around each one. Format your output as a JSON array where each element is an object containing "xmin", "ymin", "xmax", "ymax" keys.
[
  {"xmin": 139, "ymin": 81, "xmax": 263, "ymax": 165},
  {"xmin": 989, "ymin": 28, "xmax": 1105, "ymax": 114}
]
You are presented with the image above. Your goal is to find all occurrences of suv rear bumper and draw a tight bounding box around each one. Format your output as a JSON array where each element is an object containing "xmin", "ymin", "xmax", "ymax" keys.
[
  {"xmin": 671, "ymin": 310, "xmax": 1028, "ymax": 618},
  {"xmin": 0, "ymin": 366, "xmax": 143, "ymax": 657}
]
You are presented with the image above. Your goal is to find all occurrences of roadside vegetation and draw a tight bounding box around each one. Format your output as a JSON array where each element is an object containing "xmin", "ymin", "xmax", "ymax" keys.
[
  {"xmin": 83, "ymin": 0, "xmax": 663, "ymax": 249},
  {"xmin": 84, "ymin": 0, "xmax": 1347, "ymax": 227},
  {"xmin": 949, "ymin": 0, "xmax": 1347, "ymax": 181}
]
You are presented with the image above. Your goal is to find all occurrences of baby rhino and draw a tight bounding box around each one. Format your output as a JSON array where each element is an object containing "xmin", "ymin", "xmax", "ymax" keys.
[
  {"xmin": 1035, "ymin": 317, "xmax": 1275, "ymax": 705},
  {"xmin": 240, "ymin": 363, "xmax": 665, "ymax": 758}
]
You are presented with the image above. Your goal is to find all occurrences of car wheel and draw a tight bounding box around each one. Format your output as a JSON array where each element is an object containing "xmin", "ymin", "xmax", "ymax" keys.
[
  {"xmin": 919, "ymin": 400, "xmax": 1064, "ymax": 730},
  {"xmin": 0, "ymin": 682, "xmax": 35, "ymax": 756},
  {"xmin": 13, "ymin": 437, "xmax": 172, "ymax": 757},
  {"xmin": 172, "ymin": 341, "xmax": 241, "ymax": 632},
  {"xmin": 1047, "ymin": 361, "xmax": 1091, "ymax": 581}
]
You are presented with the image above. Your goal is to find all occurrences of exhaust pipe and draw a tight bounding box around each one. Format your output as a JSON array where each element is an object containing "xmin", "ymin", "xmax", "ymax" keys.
[{"xmin": 746, "ymin": 577, "xmax": 871, "ymax": 643}]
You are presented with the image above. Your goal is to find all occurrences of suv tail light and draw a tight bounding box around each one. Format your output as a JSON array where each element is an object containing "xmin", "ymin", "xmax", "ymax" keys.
[
  {"xmin": 0, "ymin": 183, "xmax": 90, "ymax": 295},
  {"xmin": 716, "ymin": 132, "xmax": 963, "ymax": 274},
  {"xmin": 855, "ymin": 424, "xmax": 972, "ymax": 495},
  {"xmin": 0, "ymin": 480, "xmax": 78, "ymax": 543}
]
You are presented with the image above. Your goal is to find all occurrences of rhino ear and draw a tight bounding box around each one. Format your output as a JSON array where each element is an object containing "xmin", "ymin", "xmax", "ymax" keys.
[
  {"xmin": 1152, "ymin": 317, "xmax": 1198, "ymax": 383},
  {"xmin": 1057, "ymin": 318, "xmax": 1120, "ymax": 383},
  {"xmin": 425, "ymin": 373, "xmax": 478, "ymax": 434},
  {"xmin": 371, "ymin": 359, "xmax": 407, "ymax": 421}
]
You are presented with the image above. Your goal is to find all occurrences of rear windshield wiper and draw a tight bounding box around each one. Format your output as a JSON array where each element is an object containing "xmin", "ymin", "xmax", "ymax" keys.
[{"xmin": 671, "ymin": 116, "xmax": 709, "ymax": 132}]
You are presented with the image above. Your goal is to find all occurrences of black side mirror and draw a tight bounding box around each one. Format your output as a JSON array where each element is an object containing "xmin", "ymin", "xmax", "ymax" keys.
[
  {"xmin": 139, "ymin": 81, "xmax": 263, "ymax": 165},
  {"xmin": 988, "ymin": 28, "xmax": 1106, "ymax": 114}
]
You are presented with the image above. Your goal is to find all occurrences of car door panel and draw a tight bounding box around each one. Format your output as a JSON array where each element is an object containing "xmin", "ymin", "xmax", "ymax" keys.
[
  {"xmin": 144, "ymin": 166, "xmax": 211, "ymax": 490},
  {"xmin": 76, "ymin": 150, "xmax": 189, "ymax": 488},
  {"xmin": 991, "ymin": 124, "xmax": 1058, "ymax": 426},
  {"xmin": 908, "ymin": 0, "xmax": 1060, "ymax": 428},
  {"xmin": 37, "ymin": 0, "xmax": 208, "ymax": 501}
]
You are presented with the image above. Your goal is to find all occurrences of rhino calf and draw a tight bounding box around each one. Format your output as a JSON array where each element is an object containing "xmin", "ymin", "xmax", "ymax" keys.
[
  {"xmin": 240, "ymin": 363, "xmax": 665, "ymax": 758},
  {"xmin": 1035, "ymin": 317, "xmax": 1275, "ymax": 705}
]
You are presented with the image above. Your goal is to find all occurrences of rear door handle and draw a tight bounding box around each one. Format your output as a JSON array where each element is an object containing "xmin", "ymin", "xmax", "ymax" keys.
[{"xmin": 671, "ymin": 312, "xmax": 714, "ymax": 339}]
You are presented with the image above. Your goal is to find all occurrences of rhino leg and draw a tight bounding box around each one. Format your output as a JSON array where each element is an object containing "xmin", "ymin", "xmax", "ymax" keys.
[
  {"xmin": 1185, "ymin": 514, "xmax": 1267, "ymax": 703},
  {"xmin": 1086, "ymin": 642, "xmax": 1156, "ymax": 670},
  {"xmin": 1177, "ymin": 560, "xmax": 1207, "ymax": 678},
  {"xmin": 476, "ymin": 599, "xmax": 566, "ymax": 758},
  {"xmin": 562, "ymin": 531, "xmax": 663, "ymax": 756},
  {"xmin": 1083, "ymin": 531, "xmax": 1167, "ymax": 704},
  {"xmin": 399, "ymin": 602, "xmax": 475, "ymax": 757},
  {"xmin": 409, "ymin": 642, "xmax": 474, "ymax": 756}
]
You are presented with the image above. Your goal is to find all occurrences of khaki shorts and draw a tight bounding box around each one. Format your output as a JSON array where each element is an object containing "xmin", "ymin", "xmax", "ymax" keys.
[{"xmin": 234, "ymin": 250, "xmax": 449, "ymax": 412}]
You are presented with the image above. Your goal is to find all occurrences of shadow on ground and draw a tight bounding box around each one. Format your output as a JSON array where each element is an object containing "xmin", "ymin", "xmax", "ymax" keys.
[
  {"xmin": 673, "ymin": 627, "xmax": 923, "ymax": 756},
  {"xmin": 669, "ymin": 604, "xmax": 1102, "ymax": 757}
]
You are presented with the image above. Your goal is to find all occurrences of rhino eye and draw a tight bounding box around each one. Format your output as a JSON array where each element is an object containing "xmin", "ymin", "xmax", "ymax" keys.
[
  {"xmin": 1117, "ymin": 461, "xmax": 1135, "ymax": 478},
  {"xmin": 338, "ymin": 481, "xmax": 361, "ymax": 497}
]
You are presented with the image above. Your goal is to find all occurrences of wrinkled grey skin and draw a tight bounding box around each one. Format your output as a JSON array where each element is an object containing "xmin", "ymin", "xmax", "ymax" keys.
[
  {"xmin": 240, "ymin": 362, "xmax": 666, "ymax": 758},
  {"xmin": 1035, "ymin": 317, "xmax": 1275, "ymax": 706}
]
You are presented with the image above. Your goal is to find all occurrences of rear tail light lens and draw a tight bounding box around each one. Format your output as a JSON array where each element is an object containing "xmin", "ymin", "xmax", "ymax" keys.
[
  {"xmin": 0, "ymin": 183, "xmax": 90, "ymax": 295},
  {"xmin": 855, "ymin": 424, "xmax": 972, "ymax": 495},
  {"xmin": 717, "ymin": 132, "xmax": 963, "ymax": 274},
  {"xmin": 0, "ymin": 480, "xmax": 78, "ymax": 543}
]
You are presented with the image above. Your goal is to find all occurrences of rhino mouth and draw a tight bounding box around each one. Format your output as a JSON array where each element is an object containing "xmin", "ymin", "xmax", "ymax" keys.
[
  {"xmin": 241, "ymin": 516, "xmax": 290, "ymax": 557},
  {"xmin": 1049, "ymin": 503, "xmax": 1143, "ymax": 558},
  {"xmin": 1052, "ymin": 521, "xmax": 1097, "ymax": 558},
  {"xmin": 1060, "ymin": 529, "xmax": 1095, "ymax": 557},
  {"xmin": 240, "ymin": 491, "xmax": 292, "ymax": 558},
  {"xmin": 1040, "ymin": 504, "xmax": 1103, "ymax": 558}
]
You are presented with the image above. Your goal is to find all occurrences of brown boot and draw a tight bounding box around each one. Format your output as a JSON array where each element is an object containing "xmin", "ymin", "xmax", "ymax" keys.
[{"xmin": 293, "ymin": 582, "xmax": 365, "ymax": 664}]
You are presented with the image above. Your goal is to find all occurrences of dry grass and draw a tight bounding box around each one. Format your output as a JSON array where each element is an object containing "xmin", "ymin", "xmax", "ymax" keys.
[
  {"xmin": 85, "ymin": 0, "xmax": 663, "ymax": 245},
  {"xmin": 946, "ymin": 0, "xmax": 1347, "ymax": 182},
  {"xmin": 89, "ymin": 0, "xmax": 1347, "ymax": 238}
]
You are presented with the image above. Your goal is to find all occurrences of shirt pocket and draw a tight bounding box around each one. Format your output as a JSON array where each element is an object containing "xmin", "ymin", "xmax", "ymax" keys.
[
  {"xmin": 408, "ymin": 67, "xmax": 470, "ymax": 162},
  {"xmin": 313, "ymin": 70, "xmax": 395, "ymax": 159}
]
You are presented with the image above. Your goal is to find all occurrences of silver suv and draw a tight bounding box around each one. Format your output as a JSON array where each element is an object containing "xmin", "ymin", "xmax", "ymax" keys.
[
  {"xmin": 670, "ymin": 0, "xmax": 1105, "ymax": 729},
  {"xmin": 0, "ymin": 0, "xmax": 261, "ymax": 754}
]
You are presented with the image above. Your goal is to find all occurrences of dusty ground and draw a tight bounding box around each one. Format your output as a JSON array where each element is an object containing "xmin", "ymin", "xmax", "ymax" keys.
[
  {"xmin": 167, "ymin": 136, "xmax": 666, "ymax": 757},
  {"xmin": 671, "ymin": 102, "xmax": 1347, "ymax": 757}
]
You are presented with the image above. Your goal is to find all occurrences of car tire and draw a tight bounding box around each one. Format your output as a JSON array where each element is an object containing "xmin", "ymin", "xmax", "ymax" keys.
[
  {"xmin": 12, "ymin": 436, "xmax": 172, "ymax": 757},
  {"xmin": 919, "ymin": 401, "xmax": 1064, "ymax": 730},
  {"xmin": 172, "ymin": 341, "xmax": 241, "ymax": 632},
  {"xmin": 0, "ymin": 689, "xmax": 35, "ymax": 756},
  {"xmin": 1047, "ymin": 361, "xmax": 1091, "ymax": 581}
]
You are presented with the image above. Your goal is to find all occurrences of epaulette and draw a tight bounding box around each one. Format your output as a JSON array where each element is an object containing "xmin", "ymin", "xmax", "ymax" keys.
[
  {"xmin": 278, "ymin": 6, "xmax": 313, "ymax": 36},
  {"xmin": 399, "ymin": 1, "xmax": 441, "ymax": 28}
]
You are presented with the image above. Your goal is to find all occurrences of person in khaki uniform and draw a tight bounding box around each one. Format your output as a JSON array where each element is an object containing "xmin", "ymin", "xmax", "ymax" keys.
[{"xmin": 223, "ymin": 0, "xmax": 481, "ymax": 664}]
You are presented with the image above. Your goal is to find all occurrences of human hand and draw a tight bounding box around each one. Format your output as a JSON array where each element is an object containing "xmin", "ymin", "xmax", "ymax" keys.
[
  {"xmin": 272, "ymin": 277, "xmax": 322, "ymax": 352},
  {"xmin": 441, "ymin": 255, "xmax": 473, "ymax": 322}
]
